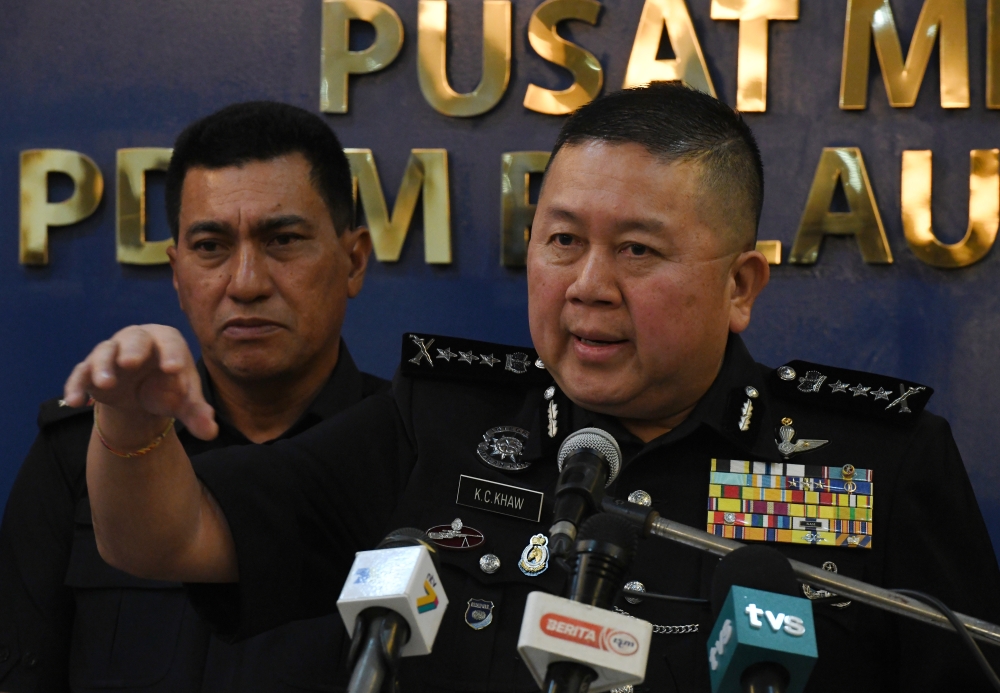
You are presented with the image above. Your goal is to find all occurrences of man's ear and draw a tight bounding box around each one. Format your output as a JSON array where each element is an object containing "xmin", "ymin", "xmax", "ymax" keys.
[
  {"xmin": 344, "ymin": 226, "xmax": 372, "ymax": 299},
  {"xmin": 728, "ymin": 249, "xmax": 770, "ymax": 334}
]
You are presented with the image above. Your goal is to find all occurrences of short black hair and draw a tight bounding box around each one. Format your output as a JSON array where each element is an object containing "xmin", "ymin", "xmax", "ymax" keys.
[
  {"xmin": 550, "ymin": 82, "xmax": 764, "ymax": 247},
  {"xmin": 166, "ymin": 101, "xmax": 354, "ymax": 241}
]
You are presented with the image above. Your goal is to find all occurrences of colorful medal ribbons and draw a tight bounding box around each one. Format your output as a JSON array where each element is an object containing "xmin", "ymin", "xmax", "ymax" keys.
[{"xmin": 707, "ymin": 459, "xmax": 873, "ymax": 549}]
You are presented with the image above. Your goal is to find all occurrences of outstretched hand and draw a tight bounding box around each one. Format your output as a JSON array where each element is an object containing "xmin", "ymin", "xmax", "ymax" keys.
[{"xmin": 64, "ymin": 324, "xmax": 218, "ymax": 441}]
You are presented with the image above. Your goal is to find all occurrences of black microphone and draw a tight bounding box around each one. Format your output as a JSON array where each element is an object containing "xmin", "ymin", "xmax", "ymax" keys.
[
  {"xmin": 549, "ymin": 428, "xmax": 623, "ymax": 559},
  {"xmin": 708, "ymin": 546, "xmax": 816, "ymax": 693},
  {"xmin": 342, "ymin": 528, "xmax": 445, "ymax": 693},
  {"xmin": 543, "ymin": 513, "xmax": 641, "ymax": 693}
]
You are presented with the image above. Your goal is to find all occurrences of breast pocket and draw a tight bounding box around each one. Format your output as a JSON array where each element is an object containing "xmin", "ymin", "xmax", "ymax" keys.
[{"xmin": 65, "ymin": 499, "xmax": 211, "ymax": 692}]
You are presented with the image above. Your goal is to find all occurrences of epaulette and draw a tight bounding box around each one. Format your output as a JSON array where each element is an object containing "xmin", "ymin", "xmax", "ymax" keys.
[
  {"xmin": 37, "ymin": 396, "xmax": 93, "ymax": 429},
  {"xmin": 400, "ymin": 333, "xmax": 552, "ymax": 385},
  {"xmin": 770, "ymin": 360, "xmax": 933, "ymax": 423}
]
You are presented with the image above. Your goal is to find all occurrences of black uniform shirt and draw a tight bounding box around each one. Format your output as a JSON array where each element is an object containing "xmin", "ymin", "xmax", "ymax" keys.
[
  {"xmin": 188, "ymin": 333, "xmax": 1000, "ymax": 692},
  {"xmin": 0, "ymin": 343, "xmax": 387, "ymax": 693}
]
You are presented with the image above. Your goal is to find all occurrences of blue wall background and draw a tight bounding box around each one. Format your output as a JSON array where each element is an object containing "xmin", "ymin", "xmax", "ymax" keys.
[{"xmin": 3, "ymin": 0, "xmax": 1000, "ymax": 553}]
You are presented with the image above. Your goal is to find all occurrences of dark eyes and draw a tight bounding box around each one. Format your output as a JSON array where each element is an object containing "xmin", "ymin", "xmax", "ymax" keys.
[
  {"xmin": 626, "ymin": 243, "xmax": 649, "ymax": 256},
  {"xmin": 193, "ymin": 240, "xmax": 220, "ymax": 253},
  {"xmin": 271, "ymin": 234, "xmax": 296, "ymax": 246},
  {"xmin": 554, "ymin": 233, "xmax": 574, "ymax": 246}
]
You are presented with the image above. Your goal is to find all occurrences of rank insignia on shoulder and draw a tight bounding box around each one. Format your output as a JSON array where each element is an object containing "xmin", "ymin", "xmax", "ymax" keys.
[
  {"xmin": 400, "ymin": 333, "xmax": 551, "ymax": 385},
  {"xmin": 771, "ymin": 360, "xmax": 932, "ymax": 423},
  {"xmin": 465, "ymin": 599, "xmax": 495, "ymax": 630},
  {"xmin": 707, "ymin": 459, "xmax": 872, "ymax": 550}
]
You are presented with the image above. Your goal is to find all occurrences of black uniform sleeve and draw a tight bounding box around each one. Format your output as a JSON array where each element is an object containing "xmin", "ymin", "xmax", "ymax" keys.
[
  {"xmin": 0, "ymin": 426, "xmax": 87, "ymax": 693},
  {"xmin": 188, "ymin": 391, "xmax": 414, "ymax": 641},
  {"xmin": 882, "ymin": 414, "xmax": 1000, "ymax": 689}
]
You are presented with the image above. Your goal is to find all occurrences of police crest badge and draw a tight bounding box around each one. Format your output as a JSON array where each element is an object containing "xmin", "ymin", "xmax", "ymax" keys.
[{"xmin": 465, "ymin": 598, "xmax": 495, "ymax": 630}]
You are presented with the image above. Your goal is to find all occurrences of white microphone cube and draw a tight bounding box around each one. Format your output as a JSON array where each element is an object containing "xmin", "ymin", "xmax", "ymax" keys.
[
  {"xmin": 336, "ymin": 545, "xmax": 448, "ymax": 657},
  {"xmin": 517, "ymin": 591, "xmax": 653, "ymax": 692}
]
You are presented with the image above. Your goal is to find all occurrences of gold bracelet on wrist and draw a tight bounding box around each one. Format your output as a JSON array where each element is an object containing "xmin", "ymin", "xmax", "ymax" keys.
[{"xmin": 93, "ymin": 403, "xmax": 175, "ymax": 459}]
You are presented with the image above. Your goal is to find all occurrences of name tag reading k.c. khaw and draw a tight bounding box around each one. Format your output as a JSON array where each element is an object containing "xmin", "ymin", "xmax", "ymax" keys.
[{"xmin": 455, "ymin": 475, "xmax": 544, "ymax": 523}]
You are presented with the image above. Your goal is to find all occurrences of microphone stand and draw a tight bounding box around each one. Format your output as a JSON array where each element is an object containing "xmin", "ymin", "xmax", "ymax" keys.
[
  {"xmin": 602, "ymin": 498, "xmax": 1000, "ymax": 648},
  {"xmin": 347, "ymin": 608, "xmax": 410, "ymax": 693}
]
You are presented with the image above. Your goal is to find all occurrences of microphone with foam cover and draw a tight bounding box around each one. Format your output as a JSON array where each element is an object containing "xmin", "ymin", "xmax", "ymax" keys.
[
  {"xmin": 549, "ymin": 428, "xmax": 623, "ymax": 559},
  {"xmin": 707, "ymin": 546, "xmax": 818, "ymax": 693}
]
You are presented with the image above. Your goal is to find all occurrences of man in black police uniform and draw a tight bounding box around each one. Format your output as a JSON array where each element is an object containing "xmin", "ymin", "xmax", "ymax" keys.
[
  {"xmin": 64, "ymin": 84, "xmax": 1000, "ymax": 691},
  {"xmin": 0, "ymin": 101, "xmax": 386, "ymax": 692}
]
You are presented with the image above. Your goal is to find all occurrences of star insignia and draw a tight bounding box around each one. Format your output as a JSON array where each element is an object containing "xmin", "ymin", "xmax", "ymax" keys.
[
  {"xmin": 828, "ymin": 380, "xmax": 849, "ymax": 394},
  {"xmin": 458, "ymin": 351, "xmax": 479, "ymax": 364},
  {"xmin": 436, "ymin": 348, "xmax": 456, "ymax": 362},
  {"xmin": 480, "ymin": 354, "xmax": 499, "ymax": 367},
  {"xmin": 849, "ymin": 384, "xmax": 870, "ymax": 397},
  {"xmin": 871, "ymin": 387, "xmax": 891, "ymax": 401},
  {"xmin": 58, "ymin": 399, "xmax": 68, "ymax": 407}
]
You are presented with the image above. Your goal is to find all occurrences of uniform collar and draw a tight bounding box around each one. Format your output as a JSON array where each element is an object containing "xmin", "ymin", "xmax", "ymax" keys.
[
  {"xmin": 191, "ymin": 340, "xmax": 364, "ymax": 443},
  {"xmin": 521, "ymin": 334, "xmax": 780, "ymax": 465}
]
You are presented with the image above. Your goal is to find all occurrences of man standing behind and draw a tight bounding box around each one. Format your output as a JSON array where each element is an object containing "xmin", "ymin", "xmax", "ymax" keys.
[{"xmin": 0, "ymin": 101, "xmax": 382, "ymax": 692}]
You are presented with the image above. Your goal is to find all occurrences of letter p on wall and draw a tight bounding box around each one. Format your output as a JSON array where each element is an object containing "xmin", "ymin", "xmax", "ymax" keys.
[{"xmin": 20, "ymin": 149, "xmax": 103, "ymax": 266}]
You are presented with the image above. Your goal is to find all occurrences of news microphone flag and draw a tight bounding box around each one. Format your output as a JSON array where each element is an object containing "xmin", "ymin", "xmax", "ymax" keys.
[
  {"xmin": 707, "ymin": 586, "xmax": 817, "ymax": 693},
  {"xmin": 337, "ymin": 544, "xmax": 449, "ymax": 656},
  {"xmin": 518, "ymin": 591, "xmax": 652, "ymax": 692}
]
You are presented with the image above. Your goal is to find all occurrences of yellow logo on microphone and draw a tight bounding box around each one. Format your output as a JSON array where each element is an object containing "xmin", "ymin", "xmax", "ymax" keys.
[{"xmin": 416, "ymin": 579, "xmax": 438, "ymax": 613}]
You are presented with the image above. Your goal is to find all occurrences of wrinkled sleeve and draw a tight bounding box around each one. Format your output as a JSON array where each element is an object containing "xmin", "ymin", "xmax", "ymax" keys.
[
  {"xmin": 0, "ymin": 429, "xmax": 82, "ymax": 693},
  {"xmin": 883, "ymin": 414, "xmax": 1000, "ymax": 689},
  {"xmin": 188, "ymin": 392, "xmax": 414, "ymax": 641}
]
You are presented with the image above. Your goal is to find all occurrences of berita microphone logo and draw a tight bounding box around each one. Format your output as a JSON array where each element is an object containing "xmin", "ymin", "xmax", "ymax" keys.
[{"xmin": 540, "ymin": 613, "xmax": 640, "ymax": 656}]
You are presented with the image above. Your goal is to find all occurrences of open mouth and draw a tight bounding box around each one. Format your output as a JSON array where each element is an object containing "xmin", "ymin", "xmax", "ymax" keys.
[{"xmin": 573, "ymin": 335, "xmax": 627, "ymax": 347}]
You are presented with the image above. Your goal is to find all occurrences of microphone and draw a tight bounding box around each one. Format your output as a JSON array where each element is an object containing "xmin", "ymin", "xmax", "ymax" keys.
[
  {"xmin": 549, "ymin": 428, "xmax": 623, "ymax": 559},
  {"xmin": 337, "ymin": 528, "xmax": 450, "ymax": 693},
  {"xmin": 518, "ymin": 514, "xmax": 652, "ymax": 693},
  {"xmin": 707, "ymin": 546, "xmax": 818, "ymax": 693}
]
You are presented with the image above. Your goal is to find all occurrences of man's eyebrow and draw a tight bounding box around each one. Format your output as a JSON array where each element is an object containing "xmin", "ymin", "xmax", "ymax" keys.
[
  {"xmin": 184, "ymin": 220, "xmax": 230, "ymax": 238},
  {"xmin": 254, "ymin": 214, "xmax": 308, "ymax": 233},
  {"xmin": 613, "ymin": 217, "xmax": 666, "ymax": 234}
]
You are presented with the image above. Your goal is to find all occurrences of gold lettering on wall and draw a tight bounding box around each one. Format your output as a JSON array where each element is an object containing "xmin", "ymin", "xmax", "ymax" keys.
[
  {"xmin": 988, "ymin": 0, "xmax": 1000, "ymax": 108},
  {"xmin": 117, "ymin": 148, "xmax": 172, "ymax": 265},
  {"xmin": 20, "ymin": 150, "xmax": 103, "ymax": 266},
  {"xmin": 524, "ymin": 0, "xmax": 604, "ymax": 115},
  {"xmin": 321, "ymin": 0, "xmax": 404, "ymax": 114},
  {"xmin": 840, "ymin": 0, "xmax": 969, "ymax": 110},
  {"xmin": 710, "ymin": 0, "xmax": 798, "ymax": 112},
  {"xmin": 418, "ymin": 0, "xmax": 511, "ymax": 117},
  {"xmin": 347, "ymin": 148, "xmax": 451, "ymax": 263},
  {"xmin": 622, "ymin": 0, "xmax": 716, "ymax": 97},
  {"xmin": 901, "ymin": 149, "xmax": 999, "ymax": 268},
  {"xmin": 501, "ymin": 151, "xmax": 550, "ymax": 267},
  {"xmin": 755, "ymin": 239, "xmax": 782, "ymax": 264},
  {"xmin": 789, "ymin": 147, "xmax": 892, "ymax": 264}
]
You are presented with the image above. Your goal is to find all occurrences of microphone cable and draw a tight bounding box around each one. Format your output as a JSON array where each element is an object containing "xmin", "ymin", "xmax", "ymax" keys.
[{"xmin": 893, "ymin": 588, "xmax": 1000, "ymax": 692}]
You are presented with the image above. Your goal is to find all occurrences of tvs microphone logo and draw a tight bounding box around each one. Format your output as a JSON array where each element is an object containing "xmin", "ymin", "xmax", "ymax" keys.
[
  {"xmin": 416, "ymin": 579, "xmax": 439, "ymax": 613},
  {"xmin": 540, "ymin": 613, "xmax": 640, "ymax": 656}
]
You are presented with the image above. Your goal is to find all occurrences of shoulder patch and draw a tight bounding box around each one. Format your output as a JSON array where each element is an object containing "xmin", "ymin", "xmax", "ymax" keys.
[
  {"xmin": 771, "ymin": 360, "xmax": 933, "ymax": 423},
  {"xmin": 400, "ymin": 333, "xmax": 551, "ymax": 385},
  {"xmin": 37, "ymin": 396, "xmax": 93, "ymax": 429}
]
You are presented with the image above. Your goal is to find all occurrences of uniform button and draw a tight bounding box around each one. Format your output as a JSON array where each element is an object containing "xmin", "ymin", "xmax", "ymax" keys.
[
  {"xmin": 0, "ymin": 648, "xmax": 8, "ymax": 662},
  {"xmin": 479, "ymin": 553, "xmax": 500, "ymax": 574},
  {"xmin": 23, "ymin": 652, "xmax": 37, "ymax": 668},
  {"xmin": 624, "ymin": 580, "xmax": 645, "ymax": 604},
  {"xmin": 777, "ymin": 366, "xmax": 796, "ymax": 381},
  {"xmin": 627, "ymin": 490, "xmax": 652, "ymax": 507}
]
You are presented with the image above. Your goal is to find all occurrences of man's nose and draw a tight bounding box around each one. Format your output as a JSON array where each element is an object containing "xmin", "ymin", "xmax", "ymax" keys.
[
  {"xmin": 227, "ymin": 243, "xmax": 273, "ymax": 302},
  {"xmin": 565, "ymin": 249, "xmax": 621, "ymax": 306}
]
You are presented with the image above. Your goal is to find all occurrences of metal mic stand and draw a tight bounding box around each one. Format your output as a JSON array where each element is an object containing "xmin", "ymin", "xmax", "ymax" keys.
[{"xmin": 602, "ymin": 498, "xmax": 1000, "ymax": 648}]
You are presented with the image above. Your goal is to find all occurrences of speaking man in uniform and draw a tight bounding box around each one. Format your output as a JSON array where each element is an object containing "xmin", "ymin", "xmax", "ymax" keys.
[
  {"xmin": 0, "ymin": 101, "xmax": 385, "ymax": 692},
  {"xmin": 62, "ymin": 84, "xmax": 1000, "ymax": 691}
]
